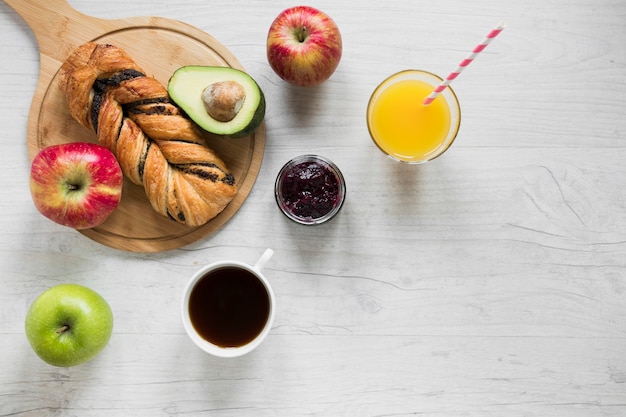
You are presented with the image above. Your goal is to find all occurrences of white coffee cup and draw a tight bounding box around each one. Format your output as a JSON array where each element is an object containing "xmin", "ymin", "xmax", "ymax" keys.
[{"xmin": 181, "ymin": 248, "xmax": 275, "ymax": 358}]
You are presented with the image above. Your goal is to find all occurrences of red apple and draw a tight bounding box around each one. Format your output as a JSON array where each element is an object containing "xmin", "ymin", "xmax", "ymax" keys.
[
  {"xmin": 266, "ymin": 6, "xmax": 342, "ymax": 86},
  {"xmin": 29, "ymin": 142, "xmax": 123, "ymax": 229}
]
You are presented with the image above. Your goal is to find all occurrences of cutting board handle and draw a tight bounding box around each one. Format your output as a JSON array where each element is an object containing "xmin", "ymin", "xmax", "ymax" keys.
[{"xmin": 3, "ymin": 0, "xmax": 104, "ymax": 61}]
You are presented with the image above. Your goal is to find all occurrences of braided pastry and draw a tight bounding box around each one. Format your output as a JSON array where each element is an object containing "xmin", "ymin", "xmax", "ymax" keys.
[{"xmin": 57, "ymin": 42, "xmax": 237, "ymax": 227}]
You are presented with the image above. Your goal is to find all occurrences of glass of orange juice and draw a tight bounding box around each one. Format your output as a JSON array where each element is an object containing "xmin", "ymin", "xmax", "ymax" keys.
[{"xmin": 366, "ymin": 70, "xmax": 461, "ymax": 164}]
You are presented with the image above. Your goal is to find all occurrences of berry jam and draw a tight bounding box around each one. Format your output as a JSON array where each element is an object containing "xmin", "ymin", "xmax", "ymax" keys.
[{"xmin": 275, "ymin": 155, "xmax": 346, "ymax": 225}]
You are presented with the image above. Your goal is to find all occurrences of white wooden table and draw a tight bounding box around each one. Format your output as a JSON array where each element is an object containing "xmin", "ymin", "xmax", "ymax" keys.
[{"xmin": 1, "ymin": 0, "xmax": 625, "ymax": 415}]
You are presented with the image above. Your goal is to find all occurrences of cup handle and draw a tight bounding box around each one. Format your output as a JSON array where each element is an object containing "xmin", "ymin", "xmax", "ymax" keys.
[{"xmin": 253, "ymin": 248, "xmax": 274, "ymax": 271}]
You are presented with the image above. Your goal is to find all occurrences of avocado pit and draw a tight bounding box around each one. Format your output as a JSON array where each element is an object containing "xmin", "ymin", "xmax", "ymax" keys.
[{"xmin": 202, "ymin": 81, "xmax": 246, "ymax": 122}]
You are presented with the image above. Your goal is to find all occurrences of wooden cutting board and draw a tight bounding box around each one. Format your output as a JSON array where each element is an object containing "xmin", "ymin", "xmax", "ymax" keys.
[{"xmin": 4, "ymin": 0, "xmax": 266, "ymax": 252}]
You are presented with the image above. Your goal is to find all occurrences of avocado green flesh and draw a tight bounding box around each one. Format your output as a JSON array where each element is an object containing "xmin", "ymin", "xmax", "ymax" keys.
[{"xmin": 168, "ymin": 66, "xmax": 265, "ymax": 138}]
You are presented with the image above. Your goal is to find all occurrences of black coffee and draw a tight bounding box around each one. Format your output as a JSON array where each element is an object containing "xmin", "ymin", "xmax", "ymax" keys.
[{"xmin": 188, "ymin": 266, "xmax": 270, "ymax": 348}]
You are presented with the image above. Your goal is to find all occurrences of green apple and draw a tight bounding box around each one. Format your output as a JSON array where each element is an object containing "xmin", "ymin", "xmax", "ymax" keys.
[{"xmin": 25, "ymin": 284, "xmax": 114, "ymax": 367}]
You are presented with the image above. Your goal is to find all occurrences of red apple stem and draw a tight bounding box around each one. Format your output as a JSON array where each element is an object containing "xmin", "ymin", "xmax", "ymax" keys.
[
  {"xmin": 56, "ymin": 325, "xmax": 70, "ymax": 334},
  {"xmin": 297, "ymin": 27, "xmax": 308, "ymax": 43}
]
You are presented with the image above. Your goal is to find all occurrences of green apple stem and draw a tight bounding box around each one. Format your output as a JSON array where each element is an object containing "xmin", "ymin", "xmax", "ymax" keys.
[{"xmin": 56, "ymin": 324, "xmax": 70, "ymax": 334}]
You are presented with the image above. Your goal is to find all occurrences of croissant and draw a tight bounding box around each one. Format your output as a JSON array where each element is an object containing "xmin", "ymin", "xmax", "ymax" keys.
[{"xmin": 57, "ymin": 42, "xmax": 237, "ymax": 227}]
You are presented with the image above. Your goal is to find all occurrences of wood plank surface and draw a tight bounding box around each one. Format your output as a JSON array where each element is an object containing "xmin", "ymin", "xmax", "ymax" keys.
[{"xmin": 0, "ymin": 0, "xmax": 625, "ymax": 416}]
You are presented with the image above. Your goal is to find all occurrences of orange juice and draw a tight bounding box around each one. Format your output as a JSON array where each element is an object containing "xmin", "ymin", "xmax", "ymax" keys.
[{"xmin": 367, "ymin": 70, "xmax": 461, "ymax": 163}]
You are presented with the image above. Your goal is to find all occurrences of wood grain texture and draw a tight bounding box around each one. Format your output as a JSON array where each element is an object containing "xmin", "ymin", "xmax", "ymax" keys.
[
  {"xmin": 1, "ymin": 0, "xmax": 625, "ymax": 416},
  {"xmin": 6, "ymin": 0, "xmax": 266, "ymax": 252}
]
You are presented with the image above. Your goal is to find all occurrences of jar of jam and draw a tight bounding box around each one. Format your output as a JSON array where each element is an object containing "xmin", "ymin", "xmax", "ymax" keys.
[{"xmin": 274, "ymin": 155, "xmax": 346, "ymax": 225}]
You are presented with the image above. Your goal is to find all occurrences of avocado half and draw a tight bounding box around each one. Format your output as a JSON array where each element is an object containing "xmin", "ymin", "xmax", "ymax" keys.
[{"xmin": 168, "ymin": 66, "xmax": 265, "ymax": 138}]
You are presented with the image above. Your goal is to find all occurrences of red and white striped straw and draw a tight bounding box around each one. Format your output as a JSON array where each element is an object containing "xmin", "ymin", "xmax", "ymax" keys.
[{"xmin": 423, "ymin": 22, "xmax": 506, "ymax": 106}]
